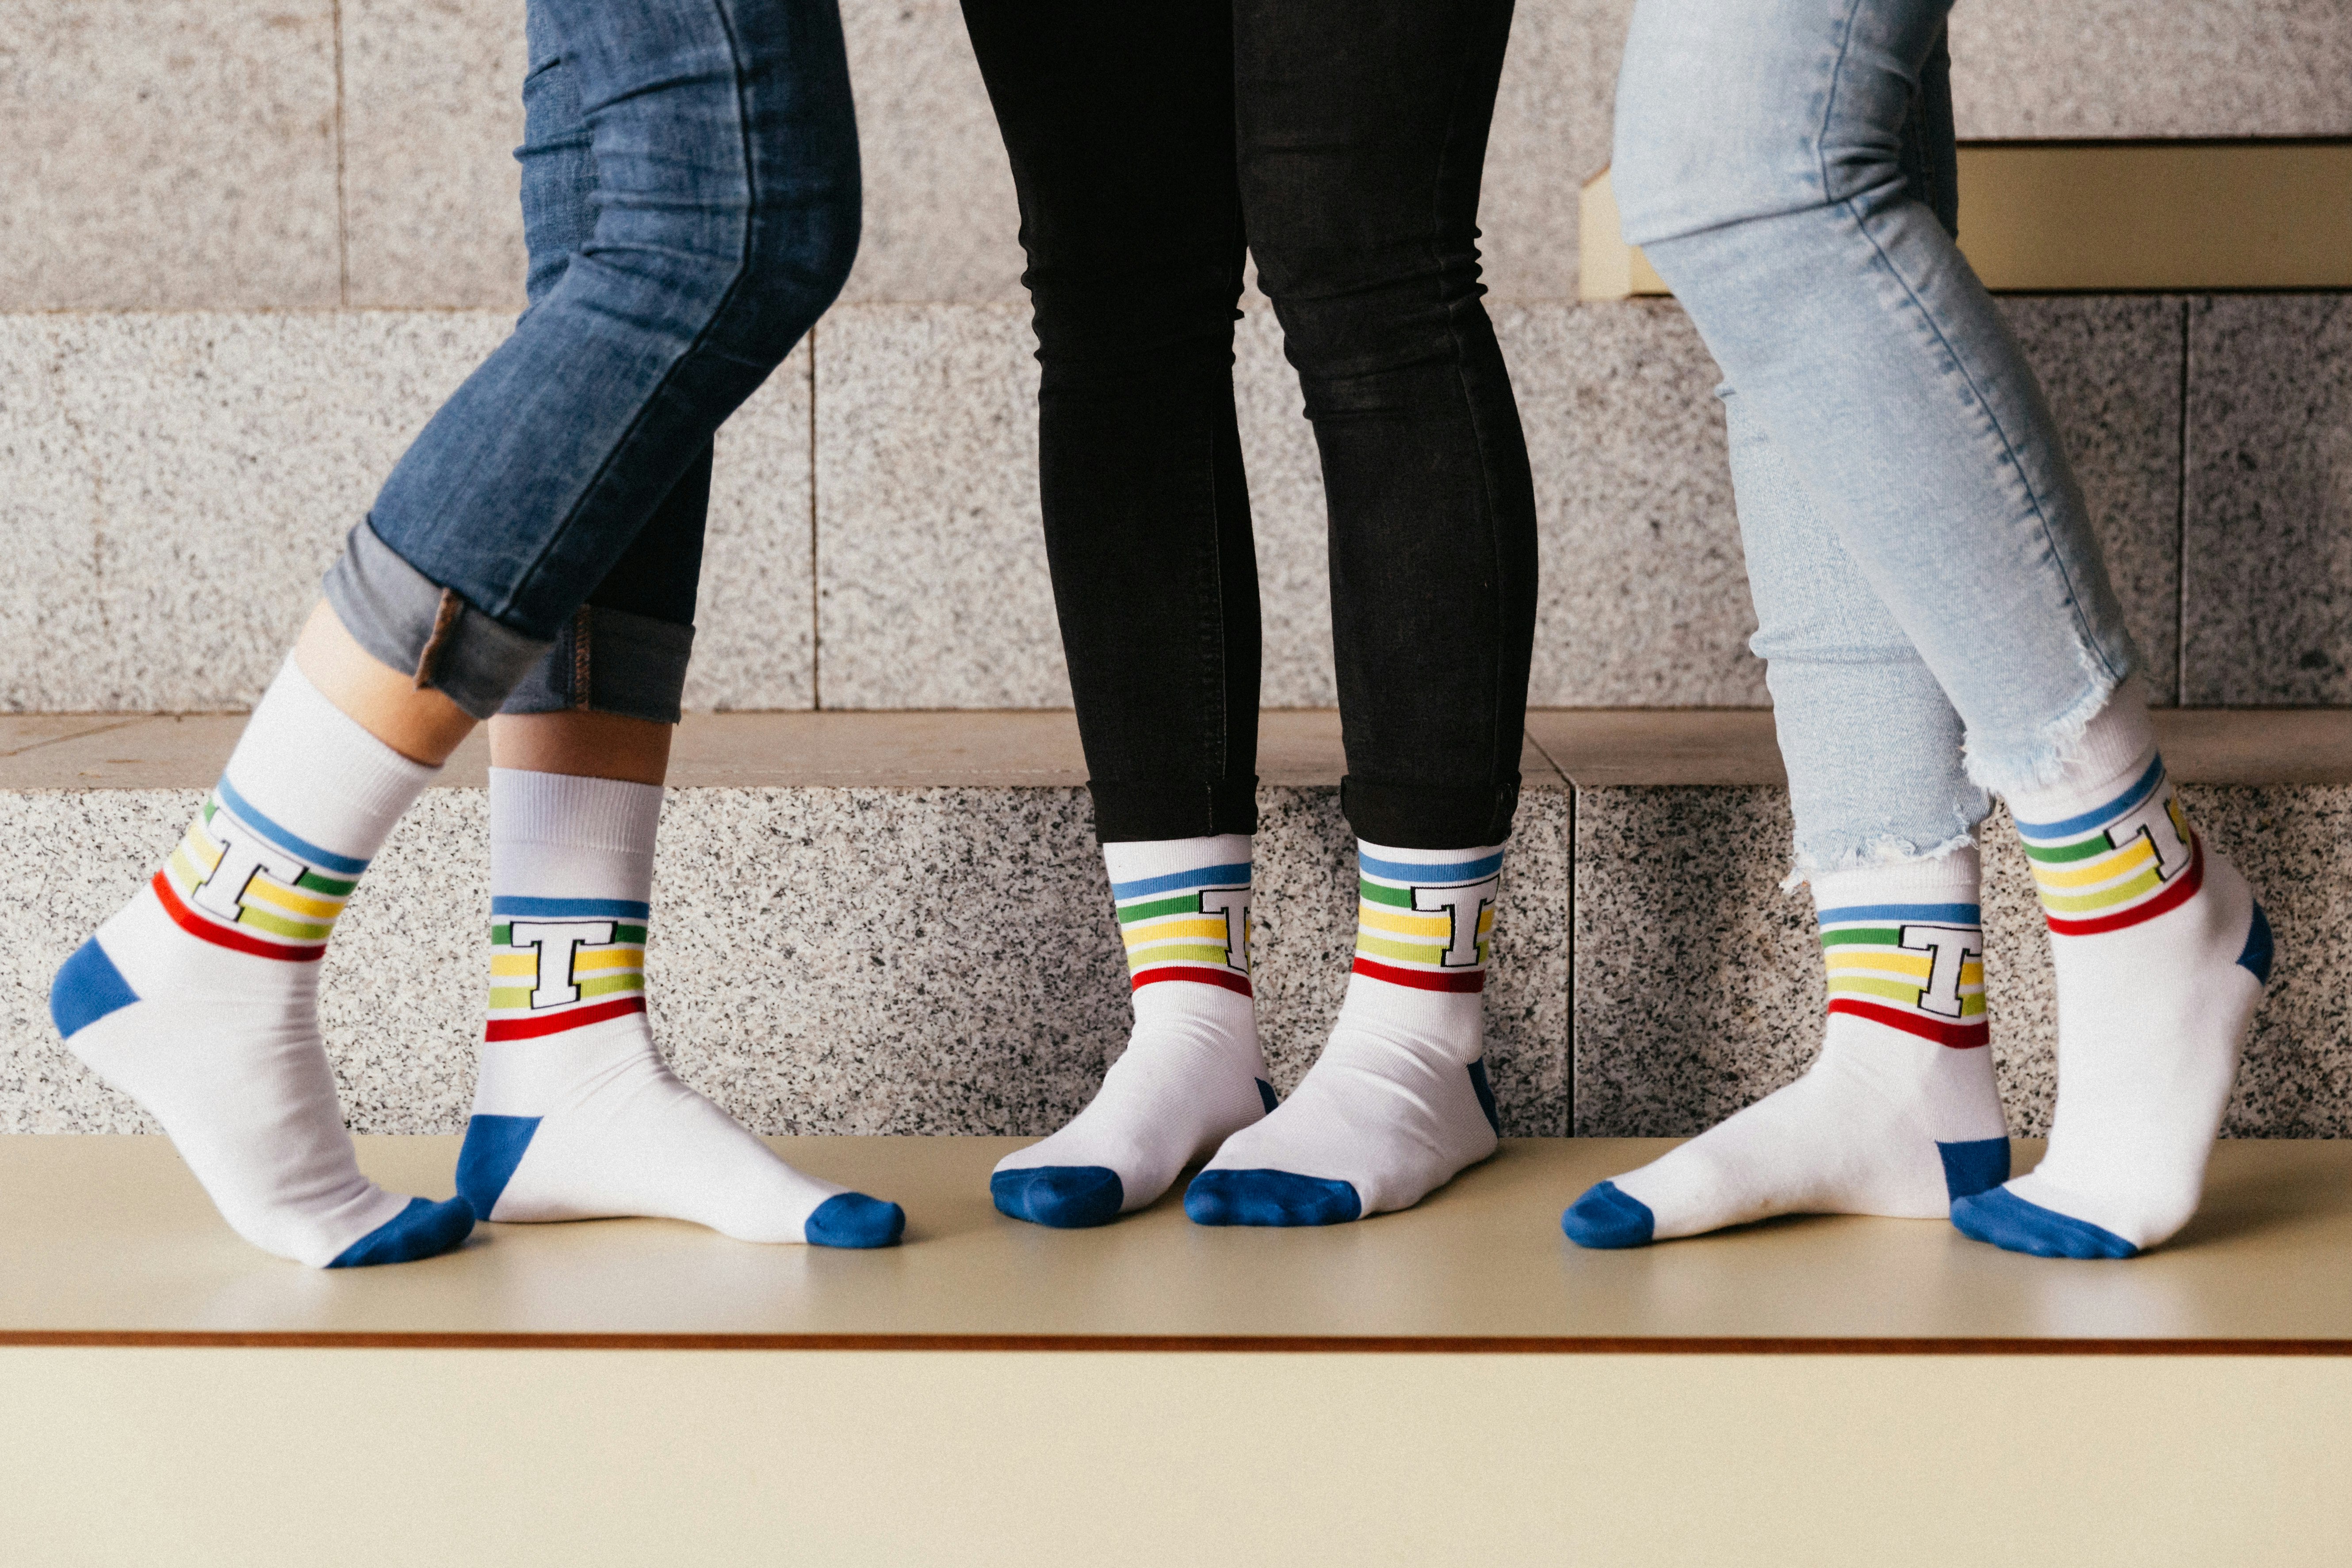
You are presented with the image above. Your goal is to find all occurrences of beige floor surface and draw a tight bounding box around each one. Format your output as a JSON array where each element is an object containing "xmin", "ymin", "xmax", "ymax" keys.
[{"xmin": 4, "ymin": 1134, "xmax": 2348, "ymax": 1345}]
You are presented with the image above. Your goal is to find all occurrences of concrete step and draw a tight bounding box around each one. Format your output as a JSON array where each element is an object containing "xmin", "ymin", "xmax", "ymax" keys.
[
  {"xmin": 11, "ymin": 0, "xmax": 2350, "ymax": 312},
  {"xmin": 1, "ymin": 1132, "xmax": 2348, "ymax": 1565},
  {"xmin": 11, "ymin": 295, "xmax": 2350, "ymax": 712},
  {"xmin": 3, "ymin": 710, "xmax": 2345, "ymax": 1141}
]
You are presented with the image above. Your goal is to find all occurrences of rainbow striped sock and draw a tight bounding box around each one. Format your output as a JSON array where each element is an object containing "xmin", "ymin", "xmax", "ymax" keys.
[
  {"xmin": 993, "ymin": 835, "xmax": 1274, "ymax": 1228},
  {"xmin": 1186, "ymin": 840, "xmax": 1505, "ymax": 1227},
  {"xmin": 1564, "ymin": 852, "xmax": 2009, "ymax": 1249},
  {"xmin": 47, "ymin": 658, "xmax": 474, "ymax": 1268},
  {"xmin": 1954, "ymin": 721, "xmax": 2269, "ymax": 1259},
  {"xmin": 455, "ymin": 768, "xmax": 901, "ymax": 1247}
]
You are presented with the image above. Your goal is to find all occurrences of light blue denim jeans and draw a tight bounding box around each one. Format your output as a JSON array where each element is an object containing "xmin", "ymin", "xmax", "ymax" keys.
[{"xmin": 1613, "ymin": 0, "xmax": 2140, "ymax": 875}]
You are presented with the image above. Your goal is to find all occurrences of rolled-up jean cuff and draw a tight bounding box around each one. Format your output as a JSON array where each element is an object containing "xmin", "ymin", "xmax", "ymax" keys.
[
  {"xmin": 1340, "ymin": 777, "xmax": 1520, "ymax": 850},
  {"xmin": 1088, "ymin": 779, "xmax": 1259, "ymax": 842},
  {"xmin": 320, "ymin": 519, "xmax": 554, "ymax": 721},
  {"xmin": 500, "ymin": 605, "xmax": 697, "ymax": 724}
]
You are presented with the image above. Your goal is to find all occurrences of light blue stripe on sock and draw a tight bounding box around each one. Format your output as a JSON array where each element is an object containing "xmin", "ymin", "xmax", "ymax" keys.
[
  {"xmin": 2013, "ymin": 754, "xmax": 2165, "ymax": 839},
  {"xmin": 1358, "ymin": 850, "xmax": 1503, "ymax": 884},
  {"xmin": 490, "ymin": 895, "xmax": 653, "ymax": 919},
  {"xmin": 1110, "ymin": 862, "xmax": 1252, "ymax": 900},
  {"xmin": 214, "ymin": 775, "xmax": 370, "ymax": 876},
  {"xmin": 1817, "ymin": 902, "xmax": 1982, "ymax": 925}
]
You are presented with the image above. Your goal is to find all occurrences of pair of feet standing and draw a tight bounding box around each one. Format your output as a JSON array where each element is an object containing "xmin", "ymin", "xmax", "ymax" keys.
[
  {"xmin": 1005, "ymin": 726, "xmax": 2275, "ymax": 1265},
  {"xmin": 47, "ymin": 660, "xmax": 2271, "ymax": 1267}
]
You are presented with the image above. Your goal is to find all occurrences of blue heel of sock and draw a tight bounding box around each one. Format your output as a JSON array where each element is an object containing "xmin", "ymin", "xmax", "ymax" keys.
[
  {"xmin": 992, "ymin": 1166, "xmax": 1124, "ymax": 1228},
  {"xmin": 1950, "ymin": 1186, "xmax": 2138, "ymax": 1259},
  {"xmin": 454, "ymin": 1114, "xmax": 542, "ymax": 1221},
  {"xmin": 50, "ymin": 938, "xmax": 139, "ymax": 1039},
  {"xmin": 806, "ymin": 1192, "xmax": 906, "ymax": 1248},
  {"xmin": 1560, "ymin": 1180, "xmax": 1655, "ymax": 1249},
  {"xmin": 329, "ymin": 1195, "xmax": 476, "ymax": 1268},
  {"xmin": 1184, "ymin": 1170, "xmax": 1361, "ymax": 1226},
  {"xmin": 2239, "ymin": 902, "xmax": 2274, "ymax": 984},
  {"xmin": 1937, "ymin": 1137, "xmax": 2011, "ymax": 1201}
]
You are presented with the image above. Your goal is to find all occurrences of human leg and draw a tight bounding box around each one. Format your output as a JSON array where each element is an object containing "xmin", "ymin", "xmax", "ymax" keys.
[
  {"xmin": 1186, "ymin": 0, "xmax": 1535, "ymax": 1225},
  {"xmin": 1565, "ymin": 392, "xmax": 2008, "ymax": 1247},
  {"xmin": 1612, "ymin": 0, "xmax": 2266, "ymax": 1255},
  {"xmin": 958, "ymin": 0, "xmax": 1272, "ymax": 1227},
  {"xmin": 50, "ymin": 0, "xmax": 871, "ymax": 1264}
]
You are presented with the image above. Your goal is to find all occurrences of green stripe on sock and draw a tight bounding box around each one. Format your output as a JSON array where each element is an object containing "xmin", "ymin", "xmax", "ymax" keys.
[
  {"xmin": 1126, "ymin": 944, "xmax": 1232, "ymax": 970},
  {"xmin": 202, "ymin": 798, "xmax": 216, "ymax": 824},
  {"xmin": 1819, "ymin": 927, "xmax": 1902, "ymax": 948},
  {"xmin": 295, "ymin": 869, "xmax": 358, "ymax": 897},
  {"xmin": 491, "ymin": 922, "xmax": 512, "ymax": 947},
  {"xmin": 613, "ymin": 923, "xmax": 647, "ymax": 945},
  {"xmin": 576, "ymin": 974, "xmax": 645, "ymax": 999},
  {"xmin": 2023, "ymin": 835, "xmax": 2114, "ymax": 864},
  {"xmin": 1358, "ymin": 879, "xmax": 1413, "ymax": 908},
  {"xmin": 237, "ymin": 907, "xmax": 329, "ymax": 942},
  {"xmin": 488, "ymin": 986, "xmax": 533, "ymax": 1010},
  {"xmin": 1116, "ymin": 893, "xmax": 1199, "ymax": 925}
]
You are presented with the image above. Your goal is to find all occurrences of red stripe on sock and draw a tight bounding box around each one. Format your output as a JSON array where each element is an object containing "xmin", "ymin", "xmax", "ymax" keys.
[
  {"xmin": 1131, "ymin": 967, "xmax": 1254, "ymax": 998},
  {"xmin": 483, "ymin": 996, "xmax": 647, "ymax": 1041},
  {"xmin": 149, "ymin": 871, "xmax": 325, "ymax": 963},
  {"xmin": 2044, "ymin": 836, "xmax": 2205, "ymax": 937},
  {"xmin": 1350, "ymin": 957, "xmax": 1486, "ymax": 994},
  {"xmin": 1828, "ymin": 997, "xmax": 1990, "ymax": 1049}
]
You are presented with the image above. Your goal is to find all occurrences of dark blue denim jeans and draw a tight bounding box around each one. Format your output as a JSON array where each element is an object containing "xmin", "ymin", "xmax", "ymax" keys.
[{"xmin": 324, "ymin": 0, "xmax": 858, "ymax": 721}]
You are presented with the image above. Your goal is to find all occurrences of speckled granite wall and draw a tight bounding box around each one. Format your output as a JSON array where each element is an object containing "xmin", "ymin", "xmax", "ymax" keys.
[
  {"xmin": 1573, "ymin": 784, "xmax": 2352, "ymax": 1139},
  {"xmin": 0, "ymin": 784, "xmax": 1570, "ymax": 1139}
]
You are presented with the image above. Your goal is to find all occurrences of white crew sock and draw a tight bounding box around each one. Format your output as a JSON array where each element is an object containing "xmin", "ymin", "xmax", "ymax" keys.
[
  {"xmin": 1186, "ymin": 840, "xmax": 1506, "ymax": 1225},
  {"xmin": 1563, "ymin": 851, "xmax": 2011, "ymax": 1247},
  {"xmin": 991, "ymin": 834, "xmax": 1271, "ymax": 1227},
  {"xmin": 48, "ymin": 658, "xmax": 474, "ymax": 1268},
  {"xmin": 1952, "ymin": 684, "xmax": 2269, "ymax": 1258},
  {"xmin": 454, "ymin": 768, "xmax": 902, "ymax": 1247}
]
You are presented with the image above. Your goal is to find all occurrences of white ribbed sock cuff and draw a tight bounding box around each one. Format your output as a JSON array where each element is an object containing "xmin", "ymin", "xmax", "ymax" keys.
[
  {"xmin": 223, "ymin": 657, "xmax": 439, "ymax": 861},
  {"xmin": 1810, "ymin": 846, "xmax": 1981, "ymax": 911},
  {"xmin": 2006, "ymin": 674, "xmax": 2158, "ymax": 823},
  {"xmin": 490, "ymin": 768, "xmax": 662, "ymax": 901},
  {"xmin": 1101, "ymin": 834, "xmax": 1253, "ymax": 883},
  {"xmin": 489, "ymin": 768, "xmax": 665, "ymax": 851}
]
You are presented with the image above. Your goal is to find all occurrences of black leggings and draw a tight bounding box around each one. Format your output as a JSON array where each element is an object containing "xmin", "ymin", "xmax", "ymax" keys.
[{"xmin": 959, "ymin": 0, "xmax": 1538, "ymax": 850}]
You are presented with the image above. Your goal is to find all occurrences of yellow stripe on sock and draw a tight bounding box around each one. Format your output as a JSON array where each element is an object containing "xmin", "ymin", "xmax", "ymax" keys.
[
  {"xmin": 1120, "ymin": 918, "xmax": 1231, "ymax": 948},
  {"xmin": 571, "ymin": 948, "xmax": 644, "ymax": 974},
  {"xmin": 488, "ymin": 953, "xmax": 536, "ymax": 978},
  {"xmin": 2032, "ymin": 836, "xmax": 2155, "ymax": 891},
  {"xmin": 240, "ymin": 878, "xmax": 346, "ymax": 922},
  {"xmin": 1357, "ymin": 906, "xmax": 1452, "ymax": 939},
  {"xmin": 2041, "ymin": 865, "xmax": 2162, "ymax": 913},
  {"xmin": 184, "ymin": 821, "xmax": 224, "ymax": 873},
  {"xmin": 1824, "ymin": 950, "xmax": 1934, "ymax": 980}
]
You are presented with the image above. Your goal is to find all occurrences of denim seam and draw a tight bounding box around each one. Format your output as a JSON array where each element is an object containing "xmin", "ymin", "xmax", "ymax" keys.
[
  {"xmin": 1428, "ymin": 5, "xmax": 1513, "ymax": 825},
  {"xmin": 499, "ymin": 0, "xmax": 763, "ymax": 630},
  {"xmin": 1813, "ymin": 0, "xmax": 2122, "ymax": 695}
]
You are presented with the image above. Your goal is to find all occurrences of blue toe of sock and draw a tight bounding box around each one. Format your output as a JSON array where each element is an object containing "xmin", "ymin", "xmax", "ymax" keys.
[
  {"xmin": 806, "ymin": 1192, "xmax": 906, "ymax": 1249},
  {"xmin": 1183, "ymin": 1169, "xmax": 1361, "ymax": 1227},
  {"xmin": 328, "ymin": 1196, "xmax": 476, "ymax": 1269},
  {"xmin": 991, "ymin": 1166, "xmax": 1125, "ymax": 1229},
  {"xmin": 1950, "ymin": 1187, "xmax": 2138, "ymax": 1259},
  {"xmin": 1560, "ymin": 1180, "xmax": 1655, "ymax": 1249}
]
